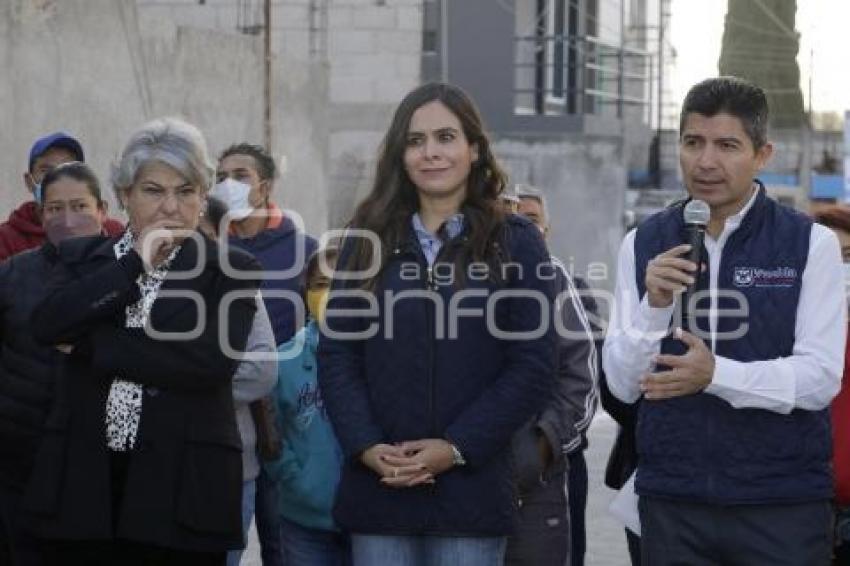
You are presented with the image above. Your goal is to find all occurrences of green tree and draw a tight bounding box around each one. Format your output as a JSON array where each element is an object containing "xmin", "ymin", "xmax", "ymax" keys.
[{"xmin": 719, "ymin": 0, "xmax": 804, "ymax": 128}]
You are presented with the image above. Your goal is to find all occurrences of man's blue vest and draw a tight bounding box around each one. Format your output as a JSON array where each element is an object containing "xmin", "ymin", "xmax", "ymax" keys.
[{"xmin": 633, "ymin": 185, "xmax": 832, "ymax": 503}]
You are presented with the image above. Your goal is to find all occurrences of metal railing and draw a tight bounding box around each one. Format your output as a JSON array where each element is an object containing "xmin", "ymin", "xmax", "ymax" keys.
[{"xmin": 514, "ymin": 34, "xmax": 651, "ymax": 119}]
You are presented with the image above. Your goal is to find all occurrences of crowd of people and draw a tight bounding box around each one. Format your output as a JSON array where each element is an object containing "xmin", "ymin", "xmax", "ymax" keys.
[{"xmin": 0, "ymin": 75, "xmax": 847, "ymax": 566}]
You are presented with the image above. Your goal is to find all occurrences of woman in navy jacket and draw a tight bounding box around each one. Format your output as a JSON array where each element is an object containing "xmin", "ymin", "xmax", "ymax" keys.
[{"xmin": 318, "ymin": 83, "xmax": 556, "ymax": 566}]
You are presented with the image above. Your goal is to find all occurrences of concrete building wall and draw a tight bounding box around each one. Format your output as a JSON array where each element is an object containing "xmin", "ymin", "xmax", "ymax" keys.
[
  {"xmin": 134, "ymin": 0, "xmax": 425, "ymax": 230},
  {"xmin": 3, "ymin": 0, "xmax": 640, "ymax": 288},
  {"xmin": 444, "ymin": 0, "xmax": 644, "ymax": 288},
  {"xmin": 0, "ymin": 0, "xmax": 329, "ymax": 235},
  {"xmin": 323, "ymin": 0, "xmax": 423, "ymax": 229},
  {"xmin": 497, "ymin": 136, "xmax": 625, "ymax": 295}
]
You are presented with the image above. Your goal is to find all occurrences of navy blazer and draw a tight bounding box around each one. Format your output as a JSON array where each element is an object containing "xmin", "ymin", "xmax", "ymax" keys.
[{"xmin": 24, "ymin": 233, "xmax": 260, "ymax": 552}]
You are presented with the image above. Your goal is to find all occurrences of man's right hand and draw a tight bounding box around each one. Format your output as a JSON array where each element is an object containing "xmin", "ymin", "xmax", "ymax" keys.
[{"xmin": 645, "ymin": 244, "xmax": 698, "ymax": 308}]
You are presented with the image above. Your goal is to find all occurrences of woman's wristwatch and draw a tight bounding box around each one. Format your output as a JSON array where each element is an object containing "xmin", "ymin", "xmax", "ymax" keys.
[{"xmin": 450, "ymin": 443, "xmax": 466, "ymax": 467}]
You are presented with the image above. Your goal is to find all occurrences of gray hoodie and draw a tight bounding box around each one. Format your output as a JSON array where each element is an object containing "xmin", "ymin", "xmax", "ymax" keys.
[
  {"xmin": 233, "ymin": 296, "xmax": 278, "ymax": 482},
  {"xmin": 512, "ymin": 257, "xmax": 598, "ymax": 492}
]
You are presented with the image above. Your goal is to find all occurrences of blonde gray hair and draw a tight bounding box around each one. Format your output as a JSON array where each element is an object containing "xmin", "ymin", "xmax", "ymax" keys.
[{"xmin": 112, "ymin": 117, "xmax": 214, "ymax": 206}]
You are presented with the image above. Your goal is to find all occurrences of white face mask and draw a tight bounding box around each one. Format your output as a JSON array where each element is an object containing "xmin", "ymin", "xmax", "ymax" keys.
[{"xmin": 211, "ymin": 178, "xmax": 254, "ymax": 221}]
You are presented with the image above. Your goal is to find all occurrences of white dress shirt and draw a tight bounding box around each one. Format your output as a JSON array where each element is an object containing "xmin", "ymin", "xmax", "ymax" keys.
[{"xmin": 603, "ymin": 189, "xmax": 846, "ymax": 414}]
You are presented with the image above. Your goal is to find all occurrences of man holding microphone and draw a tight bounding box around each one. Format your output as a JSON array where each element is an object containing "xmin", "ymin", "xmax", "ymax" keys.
[{"xmin": 603, "ymin": 76, "xmax": 846, "ymax": 565}]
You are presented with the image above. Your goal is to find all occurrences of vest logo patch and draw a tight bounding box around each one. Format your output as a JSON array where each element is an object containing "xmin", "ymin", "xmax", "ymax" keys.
[
  {"xmin": 733, "ymin": 266, "xmax": 797, "ymax": 288},
  {"xmin": 734, "ymin": 267, "xmax": 754, "ymax": 287}
]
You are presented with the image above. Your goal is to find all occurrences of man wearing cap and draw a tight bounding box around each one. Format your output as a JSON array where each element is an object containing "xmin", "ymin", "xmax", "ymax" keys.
[{"xmin": 0, "ymin": 132, "xmax": 123, "ymax": 261}]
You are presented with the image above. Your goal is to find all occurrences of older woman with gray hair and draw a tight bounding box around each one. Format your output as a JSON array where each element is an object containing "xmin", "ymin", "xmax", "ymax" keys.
[{"xmin": 26, "ymin": 117, "xmax": 262, "ymax": 565}]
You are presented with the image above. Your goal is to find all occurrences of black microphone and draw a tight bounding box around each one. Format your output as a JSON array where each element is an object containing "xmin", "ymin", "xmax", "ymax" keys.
[{"xmin": 682, "ymin": 199, "xmax": 710, "ymax": 310}]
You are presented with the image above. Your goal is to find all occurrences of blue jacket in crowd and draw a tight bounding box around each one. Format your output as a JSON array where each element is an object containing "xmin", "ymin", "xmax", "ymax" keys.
[
  {"xmin": 318, "ymin": 214, "xmax": 556, "ymax": 536},
  {"xmin": 267, "ymin": 320, "xmax": 343, "ymax": 532},
  {"xmin": 230, "ymin": 214, "xmax": 318, "ymax": 345}
]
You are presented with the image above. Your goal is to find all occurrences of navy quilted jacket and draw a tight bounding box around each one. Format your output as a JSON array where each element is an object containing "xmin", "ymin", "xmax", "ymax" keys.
[
  {"xmin": 634, "ymin": 185, "xmax": 831, "ymax": 503},
  {"xmin": 318, "ymin": 214, "xmax": 556, "ymax": 535}
]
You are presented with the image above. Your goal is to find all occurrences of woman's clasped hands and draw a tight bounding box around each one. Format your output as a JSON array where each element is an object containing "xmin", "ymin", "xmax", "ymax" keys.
[{"xmin": 360, "ymin": 439, "xmax": 457, "ymax": 488}]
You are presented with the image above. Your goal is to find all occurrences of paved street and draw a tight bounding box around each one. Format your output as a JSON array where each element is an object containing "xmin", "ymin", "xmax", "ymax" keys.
[
  {"xmin": 584, "ymin": 414, "xmax": 631, "ymax": 566},
  {"xmin": 243, "ymin": 414, "xmax": 630, "ymax": 565}
]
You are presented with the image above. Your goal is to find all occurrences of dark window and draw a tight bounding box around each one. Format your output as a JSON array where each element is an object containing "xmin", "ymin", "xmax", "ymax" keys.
[
  {"xmin": 423, "ymin": 0, "xmax": 440, "ymax": 55},
  {"xmin": 567, "ymin": 0, "xmax": 579, "ymax": 112},
  {"xmin": 534, "ymin": 0, "xmax": 547, "ymax": 114},
  {"xmin": 423, "ymin": 30, "xmax": 438, "ymax": 54}
]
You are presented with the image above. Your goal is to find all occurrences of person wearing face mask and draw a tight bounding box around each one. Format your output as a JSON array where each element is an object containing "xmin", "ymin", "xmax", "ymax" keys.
[
  {"xmin": 214, "ymin": 143, "xmax": 318, "ymax": 566},
  {"xmin": 0, "ymin": 161, "xmax": 109, "ymax": 566},
  {"xmin": 811, "ymin": 205, "xmax": 850, "ymax": 564},
  {"xmin": 0, "ymin": 132, "xmax": 123, "ymax": 262},
  {"xmin": 199, "ymin": 197, "xmax": 279, "ymax": 566},
  {"xmin": 266, "ymin": 246, "xmax": 351, "ymax": 566},
  {"xmin": 213, "ymin": 143, "xmax": 318, "ymax": 344}
]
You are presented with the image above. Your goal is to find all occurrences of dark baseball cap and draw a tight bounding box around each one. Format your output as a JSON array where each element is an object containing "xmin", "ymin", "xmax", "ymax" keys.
[{"xmin": 28, "ymin": 132, "xmax": 85, "ymax": 171}]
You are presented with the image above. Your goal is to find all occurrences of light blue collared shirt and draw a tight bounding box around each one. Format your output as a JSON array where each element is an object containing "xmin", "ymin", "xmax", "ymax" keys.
[{"xmin": 411, "ymin": 212, "xmax": 464, "ymax": 266}]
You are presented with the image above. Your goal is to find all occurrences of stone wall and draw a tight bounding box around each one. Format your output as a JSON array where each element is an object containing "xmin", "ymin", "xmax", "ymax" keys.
[
  {"xmin": 133, "ymin": 0, "xmax": 425, "ymax": 230},
  {"xmin": 0, "ymin": 0, "xmax": 329, "ymax": 234},
  {"xmin": 496, "ymin": 135, "xmax": 626, "ymax": 297}
]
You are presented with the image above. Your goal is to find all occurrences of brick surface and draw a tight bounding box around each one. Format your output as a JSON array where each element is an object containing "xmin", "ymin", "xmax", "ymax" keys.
[
  {"xmin": 328, "ymin": 6, "xmax": 353, "ymax": 29},
  {"xmin": 328, "ymin": 29, "xmax": 375, "ymax": 55},
  {"xmin": 375, "ymin": 30, "xmax": 420, "ymax": 54},
  {"xmin": 331, "ymin": 52, "xmax": 396, "ymax": 77},
  {"xmin": 351, "ymin": 5, "xmax": 396, "ymax": 29},
  {"xmin": 396, "ymin": 5, "xmax": 422, "ymax": 30},
  {"xmin": 272, "ymin": 2, "xmax": 310, "ymax": 30},
  {"xmin": 272, "ymin": 29, "xmax": 311, "ymax": 59},
  {"xmin": 329, "ymin": 75, "xmax": 374, "ymax": 103},
  {"xmin": 168, "ymin": 4, "xmax": 219, "ymax": 29},
  {"xmin": 395, "ymin": 53, "xmax": 421, "ymax": 78},
  {"xmin": 215, "ymin": 3, "xmax": 239, "ymax": 30},
  {"xmin": 372, "ymin": 76, "xmax": 418, "ymax": 103}
]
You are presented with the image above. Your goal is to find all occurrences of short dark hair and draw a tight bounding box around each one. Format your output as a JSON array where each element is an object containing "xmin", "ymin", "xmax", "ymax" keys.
[
  {"xmin": 219, "ymin": 143, "xmax": 276, "ymax": 181},
  {"xmin": 679, "ymin": 77, "xmax": 769, "ymax": 150},
  {"xmin": 40, "ymin": 161, "xmax": 103, "ymax": 206}
]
